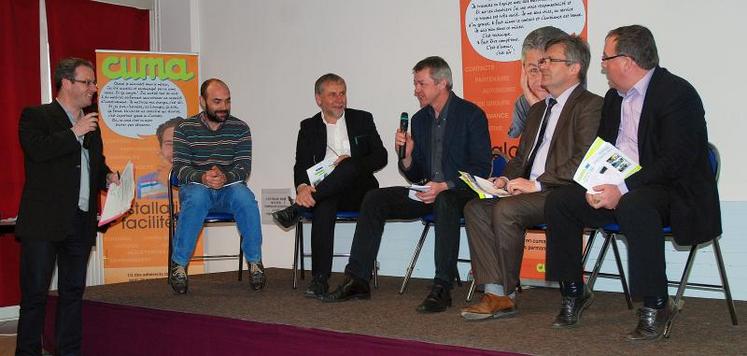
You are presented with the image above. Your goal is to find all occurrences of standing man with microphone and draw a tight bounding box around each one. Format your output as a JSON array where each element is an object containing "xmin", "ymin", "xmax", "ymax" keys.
[
  {"xmin": 16, "ymin": 57, "xmax": 120, "ymax": 355},
  {"xmin": 324, "ymin": 56, "xmax": 491, "ymax": 313},
  {"xmin": 272, "ymin": 73, "xmax": 387, "ymax": 298}
]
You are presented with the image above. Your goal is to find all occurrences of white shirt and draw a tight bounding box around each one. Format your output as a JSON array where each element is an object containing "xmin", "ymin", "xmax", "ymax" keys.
[
  {"xmin": 322, "ymin": 112, "xmax": 351, "ymax": 161},
  {"xmin": 528, "ymin": 84, "xmax": 579, "ymax": 188}
]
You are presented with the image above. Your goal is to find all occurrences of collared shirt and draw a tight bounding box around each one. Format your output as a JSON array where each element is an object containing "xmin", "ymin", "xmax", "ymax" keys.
[
  {"xmin": 429, "ymin": 92, "xmax": 453, "ymax": 186},
  {"xmin": 616, "ymin": 69, "xmax": 655, "ymax": 165},
  {"xmin": 321, "ymin": 112, "xmax": 351, "ymax": 162},
  {"xmin": 616, "ymin": 69, "xmax": 654, "ymax": 194},
  {"xmin": 528, "ymin": 84, "xmax": 579, "ymax": 189},
  {"xmin": 60, "ymin": 100, "xmax": 90, "ymax": 212}
]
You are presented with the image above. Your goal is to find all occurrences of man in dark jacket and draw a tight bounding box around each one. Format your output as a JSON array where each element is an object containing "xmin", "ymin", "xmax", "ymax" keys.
[
  {"xmin": 273, "ymin": 73, "xmax": 387, "ymax": 298},
  {"xmin": 16, "ymin": 57, "xmax": 119, "ymax": 355},
  {"xmin": 544, "ymin": 25, "xmax": 721, "ymax": 341},
  {"xmin": 322, "ymin": 57, "xmax": 492, "ymax": 313}
]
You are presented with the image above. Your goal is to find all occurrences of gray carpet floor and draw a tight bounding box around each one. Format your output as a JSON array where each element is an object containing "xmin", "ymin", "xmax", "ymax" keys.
[{"xmin": 80, "ymin": 268, "xmax": 745, "ymax": 355}]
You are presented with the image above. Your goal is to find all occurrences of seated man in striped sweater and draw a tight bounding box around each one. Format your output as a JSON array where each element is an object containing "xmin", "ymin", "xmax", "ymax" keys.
[{"xmin": 169, "ymin": 78, "xmax": 265, "ymax": 294}]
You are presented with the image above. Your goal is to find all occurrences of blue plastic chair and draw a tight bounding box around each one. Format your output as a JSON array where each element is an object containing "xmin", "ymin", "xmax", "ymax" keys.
[
  {"xmin": 292, "ymin": 210, "xmax": 379, "ymax": 289},
  {"xmin": 583, "ymin": 143, "xmax": 737, "ymax": 325},
  {"xmin": 167, "ymin": 170, "xmax": 244, "ymax": 284}
]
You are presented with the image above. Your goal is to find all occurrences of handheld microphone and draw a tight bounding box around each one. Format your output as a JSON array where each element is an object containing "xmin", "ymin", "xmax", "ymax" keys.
[
  {"xmin": 82, "ymin": 102, "xmax": 98, "ymax": 149},
  {"xmin": 398, "ymin": 112, "xmax": 409, "ymax": 159}
]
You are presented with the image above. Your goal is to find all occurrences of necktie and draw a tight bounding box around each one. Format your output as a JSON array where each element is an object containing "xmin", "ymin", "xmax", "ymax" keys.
[{"xmin": 524, "ymin": 98, "xmax": 557, "ymax": 178}]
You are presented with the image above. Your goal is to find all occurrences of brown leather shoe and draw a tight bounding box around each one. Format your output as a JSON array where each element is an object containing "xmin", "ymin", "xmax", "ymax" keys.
[{"xmin": 461, "ymin": 294, "xmax": 517, "ymax": 320}]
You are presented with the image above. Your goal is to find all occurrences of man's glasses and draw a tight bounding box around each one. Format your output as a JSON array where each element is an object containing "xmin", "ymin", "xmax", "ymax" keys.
[
  {"xmin": 538, "ymin": 57, "xmax": 574, "ymax": 66},
  {"xmin": 601, "ymin": 54, "xmax": 627, "ymax": 62},
  {"xmin": 69, "ymin": 78, "xmax": 97, "ymax": 86}
]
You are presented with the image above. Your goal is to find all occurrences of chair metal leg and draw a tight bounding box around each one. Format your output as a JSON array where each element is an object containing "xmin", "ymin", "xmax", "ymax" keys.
[
  {"xmin": 581, "ymin": 228, "xmax": 599, "ymax": 267},
  {"xmin": 167, "ymin": 227, "xmax": 173, "ymax": 286},
  {"xmin": 609, "ymin": 234, "xmax": 632, "ymax": 309},
  {"xmin": 238, "ymin": 235, "xmax": 244, "ymax": 281},
  {"xmin": 299, "ymin": 220, "xmax": 306, "ymax": 281},
  {"xmin": 292, "ymin": 220, "xmax": 302, "ymax": 289},
  {"xmin": 373, "ymin": 260, "xmax": 379, "ymax": 288},
  {"xmin": 466, "ymin": 278, "xmax": 477, "ymax": 303},
  {"xmin": 712, "ymin": 239, "xmax": 739, "ymax": 325},
  {"xmin": 399, "ymin": 224, "xmax": 431, "ymax": 294},
  {"xmin": 587, "ymin": 231, "xmax": 613, "ymax": 290},
  {"xmin": 674, "ymin": 245, "xmax": 698, "ymax": 314}
]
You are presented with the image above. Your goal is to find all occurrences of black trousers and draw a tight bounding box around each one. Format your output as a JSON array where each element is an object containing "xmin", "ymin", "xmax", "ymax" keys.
[
  {"xmin": 345, "ymin": 186, "xmax": 475, "ymax": 288},
  {"xmin": 545, "ymin": 184, "xmax": 671, "ymax": 298},
  {"xmin": 16, "ymin": 209, "xmax": 93, "ymax": 356},
  {"xmin": 304, "ymin": 158, "xmax": 377, "ymax": 278}
]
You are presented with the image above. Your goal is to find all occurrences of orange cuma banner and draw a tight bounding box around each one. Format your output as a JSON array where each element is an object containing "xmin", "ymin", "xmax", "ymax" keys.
[
  {"xmin": 459, "ymin": 0, "xmax": 588, "ymax": 281},
  {"xmin": 96, "ymin": 50, "xmax": 201, "ymax": 283}
]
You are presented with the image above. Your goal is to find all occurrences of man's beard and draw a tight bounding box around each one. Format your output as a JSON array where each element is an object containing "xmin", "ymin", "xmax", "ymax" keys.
[{"xmin": 206, "ymin": 108, "xmax": 229, "ymax": 123}]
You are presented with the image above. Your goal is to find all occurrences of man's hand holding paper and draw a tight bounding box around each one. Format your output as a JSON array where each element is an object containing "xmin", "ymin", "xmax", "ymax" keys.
[
  {"xmin": 99, "ymin": 161, "xmax": 135, "ymax": 226},
  {"xmin": 505, "ymin": 177, "xmax": 538, "ymax": 195},
  {"xmin": 415, "ymin": 181, "xmax": 447, "ymax": 204},
  {"xmin": 586, "ymin": 183, "xmax": 623, "ymax": 210}
]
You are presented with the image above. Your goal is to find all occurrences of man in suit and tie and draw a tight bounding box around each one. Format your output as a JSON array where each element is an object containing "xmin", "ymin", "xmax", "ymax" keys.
[
  {"xmin": 461, "ymin": 35, "xmax": 602, "ymax": 320},
  {"xmin": 322, "ymin": 57, "xmax": 492, "ymax": 313},
  {"xmin": 544, "ymin": 25, "xmax": 721, "ymax": 340},
  {"xmin": 15, "ymin": 57, "xmax": 119, "ymax": 355},
  {"xmin": 272, "ymin": 73, "xmax": 387, "ymax": 298}
]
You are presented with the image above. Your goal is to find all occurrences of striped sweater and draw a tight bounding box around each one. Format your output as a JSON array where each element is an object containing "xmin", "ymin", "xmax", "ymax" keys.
[{"xmin": 173, "ymin": 112, "xmax": 252, "ymax": 185}]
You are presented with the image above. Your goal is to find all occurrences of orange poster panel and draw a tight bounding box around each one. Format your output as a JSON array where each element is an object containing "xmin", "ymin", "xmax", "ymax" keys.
[
  {"xmin": 460, "ymin": 0, "xmax": 588, "ymax": 281},
  {"xmin": 460, "ymin": 0, "xmax": 588, "ymax": 157},
  {"xmin": 96, "ymin": 51, "xmax": 201, "ymax": 283}
]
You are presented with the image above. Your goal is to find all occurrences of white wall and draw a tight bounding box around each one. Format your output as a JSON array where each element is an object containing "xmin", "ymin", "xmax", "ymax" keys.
[{"xmin": 156, "ymin": 0, "xmax": 747, "ymax": 300}]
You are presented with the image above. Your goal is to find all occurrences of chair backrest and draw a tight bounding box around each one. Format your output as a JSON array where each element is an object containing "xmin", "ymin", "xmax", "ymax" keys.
[
  {"xmin": 707, "ymin": 142, "xmax": 720, "ymax": 182},
  {"xmin": 491, "ymin": 153, "xmax": 508, "ymax": 177}
]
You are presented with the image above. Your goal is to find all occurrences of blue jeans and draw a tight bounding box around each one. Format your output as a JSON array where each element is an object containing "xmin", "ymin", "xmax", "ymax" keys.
[{"xmin": 171, "ymin": 183, "xmax": 262, "ymax": 266}]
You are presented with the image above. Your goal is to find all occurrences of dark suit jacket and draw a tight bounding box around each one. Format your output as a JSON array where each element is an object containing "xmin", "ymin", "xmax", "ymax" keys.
[
  {"xmin": 597, "ymin": 67, "xmax": 721, "ymax": 245},
  {"xmin": 16, "ymin": 101, "xmax": 111, "ymax": 243},
  {"xmin": 293, "ymin": 108, "xmax": 387, "ymax": 190},
  {"xmin": 402, "ymin": 93, "xmax": 492, "ymax": 188},
  {"xmin": 504, "ymin": 85, "xmax": 602, "ymax": 190}
]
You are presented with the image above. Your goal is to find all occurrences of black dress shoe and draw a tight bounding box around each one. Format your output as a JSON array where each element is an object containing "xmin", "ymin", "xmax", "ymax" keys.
[
  {"xmin": 416, "ymin": 283, "xmax": 452, "ymax": 313},
  {"xmin": 320, "ymin": 275, "xmax": 370, "ymax": 303},
  {"xmin": 552, "ymin": 285, "xmax": 593, "ymax": 328},
  {"xmin": 627, "ymin": 297, "xmax": 682, "ymax": 341},
  {"xmin": 304, "ymin": 274, "xmax": 329, "ymax": 298},
  {"xmin": 272, "ymin": 205, "xmax": 300, "ymax": 228}
]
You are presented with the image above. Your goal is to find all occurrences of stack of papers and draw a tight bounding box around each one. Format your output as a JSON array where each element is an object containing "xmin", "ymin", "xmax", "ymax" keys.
[
  {"xmin": 99, "ymin": 161, "xmax": 135, "ymax": 227},
  {"xmin": 408, "ymin": 184, "xmax": 430, "ymax": 202},
  {"xmin": 459, "ymin": 171, "xmax": 509, "ymax": 199},
  {"xmin": 306, "ymin": 159, "xmax": 336, "ymax": 186},
  {"xmin": 573, "ymin": 137, "xmax": 641, "ymax": 193}
]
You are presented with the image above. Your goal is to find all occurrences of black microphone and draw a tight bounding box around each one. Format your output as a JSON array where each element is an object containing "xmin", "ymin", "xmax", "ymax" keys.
[
  {"xmin": 398, "ymin": 112, "xmax": 409, "ymax": 159},
  {"xmin": 82, "ymin": 102, "xmax": 98, "ymax": 149}
]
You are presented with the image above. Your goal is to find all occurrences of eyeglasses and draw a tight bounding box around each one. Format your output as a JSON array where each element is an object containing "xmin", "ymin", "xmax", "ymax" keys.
[
  {"xmin": 601, "ymin": 54, "xmax": 627, "ymax": 62},
  {"xmin": 538, "ymin": 57, "xmax": 574, "ymax": 66},
  {"xmin": 69, "ymin": 78, "xmax": 97, "ymax": 86}
]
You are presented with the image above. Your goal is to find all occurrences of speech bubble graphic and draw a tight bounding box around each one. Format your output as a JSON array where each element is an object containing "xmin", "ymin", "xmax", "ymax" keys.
[
  {"xmin": 465, "ymin": 0, "xmax": 586, "ymax": 62},
  {"xmin": 99, "ymin": 78, "xmax": 187, "ymax": 139}
]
